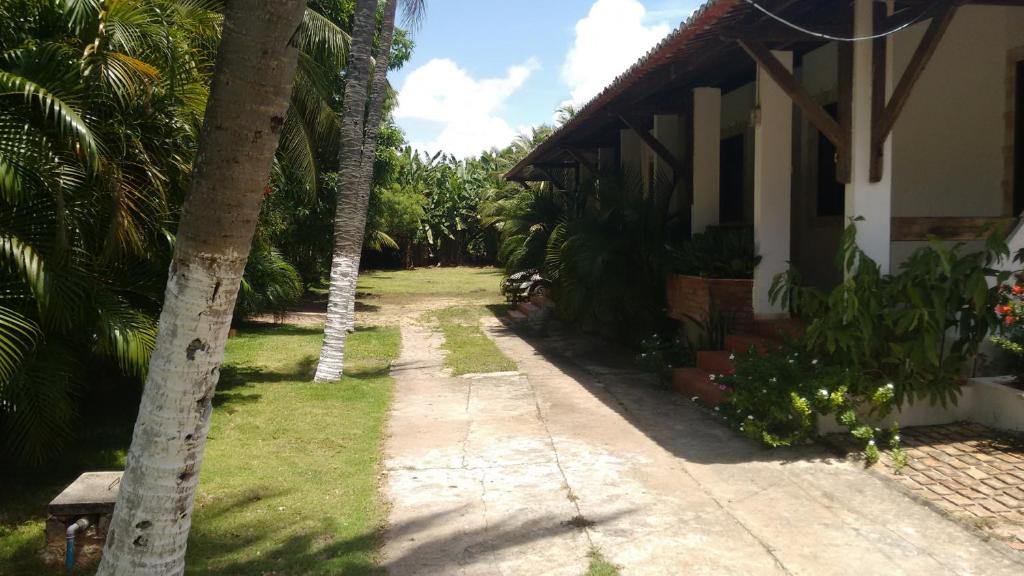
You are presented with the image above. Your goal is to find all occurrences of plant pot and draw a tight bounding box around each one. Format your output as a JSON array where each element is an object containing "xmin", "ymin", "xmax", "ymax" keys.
[{"xmin": 665, "ymin": 274, "xmax": 754, "ymax": 334}]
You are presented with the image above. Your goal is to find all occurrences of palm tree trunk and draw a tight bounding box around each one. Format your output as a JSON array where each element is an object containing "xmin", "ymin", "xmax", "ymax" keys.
[
  {"xmin": 96, "ymin": 1, "xmax": 305, "ymax": 573},
  {"xmin": 316, "ymin": 0, "xmax": 398, "ymax": 381}
]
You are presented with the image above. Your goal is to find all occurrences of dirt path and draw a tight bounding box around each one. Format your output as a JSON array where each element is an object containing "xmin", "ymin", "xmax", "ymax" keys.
[{"xmin": 382, "ymin": 310, "xmax": 1024, "ymax": 575}]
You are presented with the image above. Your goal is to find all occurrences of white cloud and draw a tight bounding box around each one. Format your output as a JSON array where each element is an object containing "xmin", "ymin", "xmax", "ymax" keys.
[
  {"xmin": 562, "ymin": 0, "xmax": 673, "ymax": 107},
  {"xmin": 395, "ymin": 57, "xmax": 538, "ymax": 158}
]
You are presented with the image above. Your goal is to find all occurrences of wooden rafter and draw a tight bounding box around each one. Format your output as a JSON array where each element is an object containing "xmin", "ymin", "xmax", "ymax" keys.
[
  {"xmin": 870, "ymin": 2, "xmax": 958, "ymax": 181},
  {"xmin": 738, "ymin": 39, "xmax": 848, "ymax": 155},
  {"xmin": 565, "ymin": 148, "xmax": 598, "ymax": 176},
  {"xmin": 618, "ymin": 115, "xmax": 687, "ymax": 178}
]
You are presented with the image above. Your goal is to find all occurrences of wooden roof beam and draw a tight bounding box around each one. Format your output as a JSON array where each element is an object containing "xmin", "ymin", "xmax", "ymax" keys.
[
  {"xmin": 618, "ymin": 114, "xmax": 687, "ymax": 178},
  {"xmin": 738, "ymin": 39, "xmax": 848, "ymax": 154},
  {"xmin": 871, "ymin": 2, "xmax": 958, "ymax": 181}
]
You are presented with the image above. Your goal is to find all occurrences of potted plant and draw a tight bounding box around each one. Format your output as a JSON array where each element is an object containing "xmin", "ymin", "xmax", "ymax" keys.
[{"xmin": 666, "ymin": 226, "xmax": 761, "ymax": 339}]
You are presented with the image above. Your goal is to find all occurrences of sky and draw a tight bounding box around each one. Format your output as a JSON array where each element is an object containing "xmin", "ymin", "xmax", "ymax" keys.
[{"xmin": 392, "ymin": 0, "xmax": 707, "ymax": 159}]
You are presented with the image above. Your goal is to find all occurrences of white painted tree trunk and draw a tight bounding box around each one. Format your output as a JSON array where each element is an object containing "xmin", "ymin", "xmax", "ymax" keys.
[
  {"xmin": 316, "ymin": 0, "xmax": 398, "ymax": 381},
  {"xmin": 95, "ymin": 1, "xmax": 304, "ymax": 573}
]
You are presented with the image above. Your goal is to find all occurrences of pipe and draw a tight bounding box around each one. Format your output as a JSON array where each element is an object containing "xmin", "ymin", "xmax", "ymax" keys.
[{"xmin": 65, "ymin": 517, "xmax": 90, "ymax": 576}]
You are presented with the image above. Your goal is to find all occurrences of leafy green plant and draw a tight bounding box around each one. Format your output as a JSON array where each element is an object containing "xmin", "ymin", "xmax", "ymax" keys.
[
  {"xmin": 670, "ymin": 226, "xmax": 761, "ymax": 279},
  {"xmin": 770, "ymin": 218, "xmax": 1009, "ymax": 408},
  {"xmin": 544, "ymin": 168, "xmax": 674, "ymax": 344},
  {"xmin": 636, "ymin": 331, "xmax": 694, "ymax": 377},
  {"xmin": 722, "ymin": 345, "xmax": 899, "ymax": 455}
]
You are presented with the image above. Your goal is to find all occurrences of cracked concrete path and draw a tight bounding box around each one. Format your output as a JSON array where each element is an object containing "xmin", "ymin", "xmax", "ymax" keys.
[{"xmin": 382, "ymin": 317, "xmax": 1024, "ymax": 575}]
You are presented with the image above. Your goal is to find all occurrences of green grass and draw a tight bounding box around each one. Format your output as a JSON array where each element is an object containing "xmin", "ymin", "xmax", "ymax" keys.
[
  {"xmin": 357, "ymin": 267, "xmax": 503, "ymax": 296},
  {"xmin": 0, "ymin": 323, "xmax": 400, "ymax": 576},
  {"xmin": 426, "ymin": 305, "xmax": 515, "ymax": 376},
  {"xmin": 584, "ymin": 549, "xmax": 621, "ymax": 576}
]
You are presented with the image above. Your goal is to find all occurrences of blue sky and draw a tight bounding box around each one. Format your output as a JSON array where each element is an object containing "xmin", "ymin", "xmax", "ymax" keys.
[{"xmin": 392, "ymin": 0, "xmax": 706, "ymax": 158}]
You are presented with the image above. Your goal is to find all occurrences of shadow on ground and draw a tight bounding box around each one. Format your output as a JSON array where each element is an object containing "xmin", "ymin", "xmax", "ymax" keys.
[
  {"xmin": 188, "ymin": 495, "xmax": 630, "ymax": 576},
  {"xmin": 495, "ymin": 321, "xmax": 839, "ymax": 467}
]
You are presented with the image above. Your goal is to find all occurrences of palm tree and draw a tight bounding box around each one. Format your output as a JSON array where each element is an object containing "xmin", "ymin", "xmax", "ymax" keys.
[
  {"xmin": 0, "ymin": 0, "xmax": 353, "ymax": 463},
  {"xmin": 95, "ymin": 0, "xmax": 306, "ymax": 573},
  {"xmin": 315, "ymin": 0, "xmax": 424, "ymax": 382},
  {"xmin": 0, "ymin": 0, "xmax": 221, "ymax": 463}
]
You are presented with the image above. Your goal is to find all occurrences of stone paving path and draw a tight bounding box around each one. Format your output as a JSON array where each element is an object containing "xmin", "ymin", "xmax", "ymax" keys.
[{"xmin": 382, "ymin": 317, "xmax": 1024, "ymax": 575}]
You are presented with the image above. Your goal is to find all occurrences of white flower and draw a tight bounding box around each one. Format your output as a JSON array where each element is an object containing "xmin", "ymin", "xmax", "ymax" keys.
[
  {"xmin": 691, "ymin": 396, "xmax": 699, "ymax": 402},
  {"xmin": 729, "ymin": 354, "xmax": 735, "ymax": 360},
  {"xmin": 770, "ymin": 377, "xmax": 777, "ymax": 383},
  {"xmin": 868, "ymin": 440, "xmax": 876, "ymax": 446},
  {"xmin": 885, "ymin": 383, "xmax": 894, "ymax": 390},
  {"xmin": 894, "ymin": 435, "xmax": 901, "ymax": 442},
  {"xmin": 788, "ymin": 359, "xmax": 795, "ymax": 364},
  {"xmin": 713, "ymin": 406, "xmax": 720, "ymax": 412},
  {"xmin": 811, "ymin": 359, "xmax": 819, "ymax": 365},
  {"xmin": 761, "ymin": 389, "xmax": 767, "ymax": 393},
  {"xmin": 709, "ymin": 374, "xmax": 716, "ymax": 381},
  {"xmin": 818, "ymin": 388, "xmax": 829, "ymax": 398},
  {"xmin": 794, "ymin": 352, "xmax": 799, "ymax": 357},
  {"xmin": 747, "ymin": 415, "xmax": 754, "ymax": 420}
]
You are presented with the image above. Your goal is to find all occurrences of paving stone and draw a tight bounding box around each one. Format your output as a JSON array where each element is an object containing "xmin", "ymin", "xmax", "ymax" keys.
[
  {"xmin": 982, "ymin": 477, "xmax": 1010, "ymax": 490},
  {"xmin": 928, "ymin": 483, "xmax": 954, "ymax": 496},
  {"xmin": 994, "ymin": 495, "xmax": 1023, "ymax": 509},
  {"xmin": 981, "ymin": 499, "xmax": 1012, "ymax": 514},
  {"xmin": 964, "ymin": 467, "xmax": 989, "ymax": 480},
  {"xmin": 965, "ymin": 504, "xmax": 992, "ymax": 518}
]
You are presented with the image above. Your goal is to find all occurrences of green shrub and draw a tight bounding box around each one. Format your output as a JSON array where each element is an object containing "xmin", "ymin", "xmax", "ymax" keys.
[
  {"xmin": 670, "ymin": 226, "xmax": 761, "ymax": 279},
  {"xmin": 726, "ymin": 218, "xmax": 1011, "ymax": 462}
]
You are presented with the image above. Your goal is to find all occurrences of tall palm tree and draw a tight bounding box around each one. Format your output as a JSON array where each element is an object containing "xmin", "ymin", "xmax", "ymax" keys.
[
  {"xmin": 315, "ymin": 0, "xmax": 423, "ymax": 382},
  {"xmin": 96, "ymin": 0, "xmax": 306, "ymax": 573}
]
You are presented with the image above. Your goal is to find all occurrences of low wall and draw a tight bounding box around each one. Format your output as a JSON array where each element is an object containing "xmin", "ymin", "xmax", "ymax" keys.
[{"xmin": 817, "ymin": 377, "xmax": 1024, "ymax": 434}]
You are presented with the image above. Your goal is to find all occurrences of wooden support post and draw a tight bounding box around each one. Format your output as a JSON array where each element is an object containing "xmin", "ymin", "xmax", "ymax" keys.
[
  {"xmin": 619, "ymin": 115, "xmax": 687, "ymax": 178},
  {"xmin": 738, "ymin": 39, "xmax": 847, "ymax": 152},
  {"xmin": 870, "ymin": 2, "xmax": 958, "ymax": 181}
]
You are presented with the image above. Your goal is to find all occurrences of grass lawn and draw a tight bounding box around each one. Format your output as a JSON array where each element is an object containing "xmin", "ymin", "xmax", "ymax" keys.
[
  {"xmin": 0, "ymin": 322, "xmax": 400, "ymax": 576},
  {"xmin": 426, "ymin": 305, "xmax": 515, "ymax": 375},
  {"xmin": 356, "ymin": 266, "xmax": 503, "ymax": 297}
]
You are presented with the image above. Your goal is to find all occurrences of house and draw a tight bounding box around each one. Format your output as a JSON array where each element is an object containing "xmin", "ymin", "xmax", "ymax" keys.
[{"xmin": 506, "ymin": 0, "xmax": 1024, "ymax": 321}]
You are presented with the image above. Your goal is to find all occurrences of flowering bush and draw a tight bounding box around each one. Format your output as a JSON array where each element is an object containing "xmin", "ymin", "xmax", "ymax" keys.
[
  {"xmin": 720, "ymin": 345, "xmax": 903, "ymax": 464},
  {"xmin": 991, "ymin": 280, "xmax": 1024, "ymax": 377},
  {"xmin": 636, "ymin": 332, "xmax": 694, "ymax": 378}
]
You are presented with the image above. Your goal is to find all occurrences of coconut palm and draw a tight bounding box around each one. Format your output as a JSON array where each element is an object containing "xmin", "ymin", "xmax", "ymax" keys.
[
  {"xmin": 0, "ymin": 0, "xmax": 221, "ymax": 463},
  {"xmin": 0, "ymin": 0, "xmax": 354, "ymax": 463},
  {"xmin": 96, "ymin": 0, "xmax": 306, "ymax": 573},
  {"xmin": 315, "ymin": 0, "xmax": 425, "ymax": 382}
]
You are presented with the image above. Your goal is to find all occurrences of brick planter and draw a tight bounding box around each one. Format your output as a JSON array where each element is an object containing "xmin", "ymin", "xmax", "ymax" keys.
[
  {"xmin": 671, "ymin": 368, "xmax": 730, "ymax": 406},
  {"xmin": 665, "ymin": 274, "xmax": 753, "ymax": 335}
]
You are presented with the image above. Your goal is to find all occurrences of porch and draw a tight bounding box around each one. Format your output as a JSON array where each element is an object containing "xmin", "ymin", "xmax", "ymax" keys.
[{"xmin": 506, "ymin": 0, "xmax": 1024, "ymax": 317}]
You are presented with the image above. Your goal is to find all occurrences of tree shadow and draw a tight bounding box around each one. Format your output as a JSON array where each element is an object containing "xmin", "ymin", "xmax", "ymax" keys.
[
  {"xmin": 497, "ymin": 322, "xmax": 839, "ymax": 467},
  {"xmin": 187, "ymin": 498, "xmax": 633, "ymax": 576}
]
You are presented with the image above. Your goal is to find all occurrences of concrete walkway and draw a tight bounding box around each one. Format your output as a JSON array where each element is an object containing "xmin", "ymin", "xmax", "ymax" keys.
[{"xmin": 382, "ymin": 318, "xmax": 1024, "ymax": 575}]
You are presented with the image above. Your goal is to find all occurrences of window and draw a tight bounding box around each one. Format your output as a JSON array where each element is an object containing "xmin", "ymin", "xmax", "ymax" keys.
[
  {"xmin": 816, "ymin": 103, "xmax": 845, "ymax": 217},
  {"xmin": 720, "ymin": 134, "xmax": 745, "ymax": 223}
]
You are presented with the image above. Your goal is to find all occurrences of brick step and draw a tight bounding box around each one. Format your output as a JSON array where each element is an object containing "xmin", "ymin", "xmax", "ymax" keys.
[
  {"xmin": 507, "ymin": 310, "xmax": 528, "ymax": 324},
  {"xmin": 671, "ymin": 368, "xmax": 730, "ymax": 406},
  {"xmin": 530, "ymin": 294, "xmax": 556, "ymax": 310},
  {"xmin": 753, "ymin": 318, "xmax": 806, "ymax": 340},
  {"xmin": 724, "ymin": 333, "xmax": 780, "ymax": 355},
  {"xmin": 696, "ymin": 350, "xmax": 736, "ymax": 376},
  {"xmin": 517, "ymin": 301, "xmax": 540, "ymax": 316}
]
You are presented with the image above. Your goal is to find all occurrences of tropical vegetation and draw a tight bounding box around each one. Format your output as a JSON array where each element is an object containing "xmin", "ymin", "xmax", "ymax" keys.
[{"xmin": 723, "ymin": 220, "xmax": 1013, "ymax": 461}]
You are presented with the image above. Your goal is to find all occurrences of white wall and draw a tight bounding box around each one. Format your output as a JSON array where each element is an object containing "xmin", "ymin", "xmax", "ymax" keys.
[{"xmin": 892, "ymin": 5, "xmax": 1024, "ymax": 219}]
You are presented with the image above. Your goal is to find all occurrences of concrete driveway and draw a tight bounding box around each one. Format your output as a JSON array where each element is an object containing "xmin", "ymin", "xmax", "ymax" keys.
[{"xmin": 381, "ymin": 318, "xmax": 1024, "ymax": 575}]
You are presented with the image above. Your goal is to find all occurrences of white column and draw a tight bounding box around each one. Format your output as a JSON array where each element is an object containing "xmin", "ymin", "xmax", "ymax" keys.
[
  {"xmin": 653, "ymin": 114, "xmax": 684, "ymax": 210},
  {"xmin": 753, "ymin": 50, "xmax": 793, "ymax": 318},
  {"xmin": 692, "ymin": 87, "xmax": 722, "ymax": 234},
  {"xmin": 846, "ymin": 0, "xmax": 893, "ymax": 272}
]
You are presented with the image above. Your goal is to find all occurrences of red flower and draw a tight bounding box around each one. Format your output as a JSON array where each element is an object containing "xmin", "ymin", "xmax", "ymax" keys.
[
  {"xmin": 1006, "ymin": 316, "xmax": 1016, "ymax": 326},
  {"xmin": 996, "ymin": 304, "xmax": 1012, "ymax": 316},
  {"xmin": 1013, "ymin": 284, "xmax": 1024, "ymax": 295}
]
